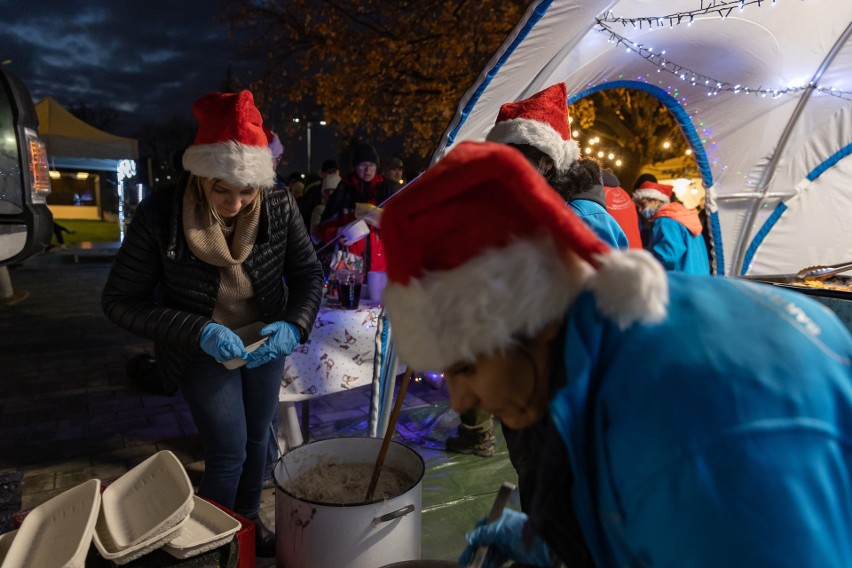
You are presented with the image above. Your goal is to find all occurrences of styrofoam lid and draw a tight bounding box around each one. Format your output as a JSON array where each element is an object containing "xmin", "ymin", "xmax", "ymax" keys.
[
  {"xmin": 223, "ymin": 321, "xmax": 269, "ymax": 369},
  {"xmin": 162, "ymin": 496, "xmax": 241, "ymax": 559},
  {"xmin": 94, "ymin": 513, "xmax": 190, "ymax": 565},
  {"xmin": 1, "ymin": 479, "xmax": 100, "ymax": 568},
  {"xmin": 99, "ymin": 450, "xmax": 194, "ymax": 549},
  {"xmin": 0, "ymin": 530, "xmax": 17, "ymax": 565}
]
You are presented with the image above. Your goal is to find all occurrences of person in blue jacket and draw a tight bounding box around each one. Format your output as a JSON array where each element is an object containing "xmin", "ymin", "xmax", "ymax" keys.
[
  {"xmin": 380, "ymin": 141, "xmax": 852, "ymax": 568},
  {"xmin": 486, "ymin": 82, "xmax": 628, "ymax": 250},
  {"xmin": 633, "ymin": 180, "xmax": 710, "ymax": 274}
]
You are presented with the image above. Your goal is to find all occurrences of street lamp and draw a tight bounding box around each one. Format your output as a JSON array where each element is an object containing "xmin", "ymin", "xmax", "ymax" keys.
[{"xmin": 293, "ymin": 118, "xmax": 328, "ymax": 173}]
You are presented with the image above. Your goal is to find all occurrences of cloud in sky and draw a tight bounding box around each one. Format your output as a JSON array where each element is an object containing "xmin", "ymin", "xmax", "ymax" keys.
[{"xmin": 2, "ymin": 0, "xmax": 246, "ymax": 132}]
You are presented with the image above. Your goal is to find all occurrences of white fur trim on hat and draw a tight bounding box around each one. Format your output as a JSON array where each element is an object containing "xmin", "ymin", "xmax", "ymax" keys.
[
  {"xmin": 183, "ymin": 141, "xmax": 276, "ymax": 188},
  {"xmin": 632, "ymin": 188, "xmax": 670, "ymax": 203},
  {"xmin": 588, "ymin": 249, "xmax": 668, "ymax": 329},
  {"xmin": 383, "ymin": 237, "xmax": 591, "ymax": 372},
  {"xmin": 486, "ymin": 118, "xmax": 580, "ymax": 173}
]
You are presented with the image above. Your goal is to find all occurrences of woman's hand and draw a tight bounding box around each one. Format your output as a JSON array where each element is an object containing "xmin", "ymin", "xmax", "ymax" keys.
[
  {"xmin": 245, "ymin": 322, "xmax": 300, "ymax": 368},
  {"xmin": 199, "ymin": 323, "xmax": 248, "ymax": 362},
  {"xmin": 458, "ymin": 509, "xmax": 552, "ymax": 568}
]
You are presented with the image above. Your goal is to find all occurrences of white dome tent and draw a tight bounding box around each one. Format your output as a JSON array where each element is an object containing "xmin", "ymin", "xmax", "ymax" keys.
[{"xmin": 432, "ymin": 0, "xmax": 852, "ymax": 277}]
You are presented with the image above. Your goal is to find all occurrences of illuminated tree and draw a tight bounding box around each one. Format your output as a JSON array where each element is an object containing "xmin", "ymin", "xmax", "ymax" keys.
[
  {"xmin": 569, "ymin": 89, "xmax": 698, "ymax": 191},
  {"xmin": 227, "ymin": 0, "xmax": 528, "ymax": 167}
]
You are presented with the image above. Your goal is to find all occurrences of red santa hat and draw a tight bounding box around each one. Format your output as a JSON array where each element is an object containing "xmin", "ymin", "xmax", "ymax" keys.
[
  {"xmin": 632, "ymin": 180, "xmax": 674, "ymax": 203},
  {"xmin": 485, "ymin": 82, "xmax": 580, "ymax": 173},
  {"xmin": 381, "ymin": 141, "xmax": 668, "ymax": 372},
  {"xmin": 182, "ymin": 90, "xmax": 276, "ymax": 188}
]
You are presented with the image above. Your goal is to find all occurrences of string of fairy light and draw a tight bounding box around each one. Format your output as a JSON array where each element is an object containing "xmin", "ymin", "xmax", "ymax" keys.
[
  {"xmin": 595, "ymin": 20, "xmax": 852, "ymax": 100},
  {"xmin": 597, "ymin": 0, "xmax": 781, "ymax": 29},
  {"xmin": 594, "ymin": 0, "xmax": 852, "ymax": 101}
]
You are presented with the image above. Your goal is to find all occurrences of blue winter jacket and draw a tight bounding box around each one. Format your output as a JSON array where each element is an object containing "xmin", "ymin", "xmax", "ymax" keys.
[
  {"xmin": 550, "ymin": 273, "xmax": 852, "ymax": 567},
  {"xmin": 569, "ymin": 199, "xmax": 629, "ymax": 250},
  {"xmin": 649, "ymin": 216, "xmax": 710, "ymax": 274}
]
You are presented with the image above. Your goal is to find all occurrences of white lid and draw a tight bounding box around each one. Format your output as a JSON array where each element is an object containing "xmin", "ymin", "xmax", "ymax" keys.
[
  {"xmin": 99, "ymin": 450, "xmax": 194, "ymax": 549},
  {"xmin": 162, "ymin": 496, "xmax": 241, "ymax": 559},
  {"xmin": 0, "ymin": 530, "xmax": 17, "ymax": 566},
  {"xmin": 1, "ymin": 479, "xmax": 100, "ymax": 568},
  {"xmin": 93, "ymin": 513, "xmax": 189, "ymax": 565},
  {"xmin": 222, "ymin": 321, "xmax": 269, "ymax": 369}
]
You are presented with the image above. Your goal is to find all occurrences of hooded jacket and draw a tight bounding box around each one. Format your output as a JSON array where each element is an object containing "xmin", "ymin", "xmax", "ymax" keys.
[{"xmin": 649, "ymin": 202, "xmax": 710, "ymax": 274}]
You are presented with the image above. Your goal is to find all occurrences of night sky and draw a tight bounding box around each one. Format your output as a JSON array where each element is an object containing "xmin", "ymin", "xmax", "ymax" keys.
[{"xmin": 2, "ymin": 0, "xmax": 246, "ymax": 135}]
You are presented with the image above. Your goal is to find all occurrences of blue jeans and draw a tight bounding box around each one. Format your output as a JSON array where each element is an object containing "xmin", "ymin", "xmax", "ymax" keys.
[{"xmin": 179, "ymin": 356, "xmax": 284, "ymax": 517}]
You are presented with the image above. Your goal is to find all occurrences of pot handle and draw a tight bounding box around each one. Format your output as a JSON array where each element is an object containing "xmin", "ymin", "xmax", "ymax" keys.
[{"xmin": 372, "ymin": 504, "xmax": 415, "ymax": 525}]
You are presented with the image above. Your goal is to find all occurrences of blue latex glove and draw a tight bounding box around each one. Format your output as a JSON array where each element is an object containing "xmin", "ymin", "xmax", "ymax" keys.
[
  {"xmin": 245, "ymin": 322, "xmax": 301, "ymax": 369},
  {"xmin": 199, "ymin": 323, "xmax": 248, "ymax": 363},
  {"xmin": 458, "ymin": 509, "xmax": 551, "ymax": 568}
]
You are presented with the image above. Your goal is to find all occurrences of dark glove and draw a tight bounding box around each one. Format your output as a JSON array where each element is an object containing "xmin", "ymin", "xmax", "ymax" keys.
[
  {"xmin": 199, "ymin": 323, "xmax": 247, "ymax": 363},
  {"xmin": 245, "ymin": 322, "xmax": 300, "ymax": 369},
  {"xmin": 458, "ymin": 509, "xmax": 551, "ymax": 568}
]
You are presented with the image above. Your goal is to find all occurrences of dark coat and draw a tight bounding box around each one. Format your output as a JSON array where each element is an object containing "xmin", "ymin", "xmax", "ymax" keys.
[{"xmin": 102, "ymin": 177, "xmax": 324, "ymax": 383}]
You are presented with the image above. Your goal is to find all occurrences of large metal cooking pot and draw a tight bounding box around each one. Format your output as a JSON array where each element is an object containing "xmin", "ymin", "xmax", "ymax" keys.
[{"xmin": 274, "ymin": 437, "xmax": 425, "ymax": 568}]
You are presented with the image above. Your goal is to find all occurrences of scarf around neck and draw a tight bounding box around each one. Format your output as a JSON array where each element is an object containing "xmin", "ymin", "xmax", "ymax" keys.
[{"xmin": 182, "ymin": 183, "xmax": 262, "ymax": 329}]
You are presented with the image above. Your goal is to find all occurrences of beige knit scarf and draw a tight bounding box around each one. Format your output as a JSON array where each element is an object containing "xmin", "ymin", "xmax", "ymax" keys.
[{"xmin": 182, "ymin": 183, "xmax": 262, "ymax": 330}]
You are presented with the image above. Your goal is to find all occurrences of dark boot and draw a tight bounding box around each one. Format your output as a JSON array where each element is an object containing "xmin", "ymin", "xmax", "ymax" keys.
[
  {"xmin": 249, "ymin": 515, "xmax": 276, "ymax": 558},
  {"xmin": 445, "ymin": 428, "xmax": 496, "ymax": 457}
]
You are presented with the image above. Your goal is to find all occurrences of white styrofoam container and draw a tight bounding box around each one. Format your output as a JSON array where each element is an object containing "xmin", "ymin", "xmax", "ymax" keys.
[
  {"xmin": 340, "ymin": 219, "xmax": 370, "ymax": 244},
  {"xmin": 99, "ymin": 450, "xmax": 194, "ymax": 549},
  {"xmin": 162, "ymin": 496, "xmax": 241, "ymax": 559},
  {"xmin": 1, "ymin": 479, "xmax": 100, "ymax": 568},
  {"xmin": 223, "ymin": 321, "xmax": 269, "ymax": 370},
  {"xmin": 0, "ymin": 530, "xmax": 17, "ymax": 565},
  {"xmin": 93, "ymin": 513, "xmax": 189, "ymax": 566}
]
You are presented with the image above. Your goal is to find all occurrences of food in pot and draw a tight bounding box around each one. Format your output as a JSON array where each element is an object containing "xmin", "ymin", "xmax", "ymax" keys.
[
  {"xmin": 283, "ymin": 461, "xmax": 415, "ymax": 504},
  {"xmin": 790, "ymin": 278, "xmax": 852, "ymax": 292}
]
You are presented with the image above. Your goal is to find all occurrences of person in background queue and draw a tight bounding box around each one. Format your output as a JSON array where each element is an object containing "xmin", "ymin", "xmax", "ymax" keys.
[
  {"xmin": 633, "ymin": 180, "xmax": 710, "ymax": 274},
  {"xmin": 317, "ymin": 142, "xmax": 391, "ymax": 275},
  {"xmin": 383, "ymin": 155, "xmax": 406, "ymax": 193},
  {"xmin": 299, "ymin": 158, "xmax": 340, "ymax": 232},
  {"xmin": 102, "ymin": 90, "xmax": 324, "ymax": 557},
  {"xmin": 380, "ymin": 141, "xmax": 852, "ymax": 568},
  {"xmin": 633, "ymin": 172, "xmax": 658, "ymax": 246},
  {"xmin": 602, "ymin": 168, "xmax": 642, "ymax": 249},
  {"xmin": 486, "ymin": 82, "xmax": 628, "ymax": 249}
]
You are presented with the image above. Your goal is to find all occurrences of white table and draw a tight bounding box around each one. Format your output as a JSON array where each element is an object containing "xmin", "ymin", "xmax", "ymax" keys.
[{"xmin": 276, "ymin": 298, "xmax": 399, "ymax": 452}]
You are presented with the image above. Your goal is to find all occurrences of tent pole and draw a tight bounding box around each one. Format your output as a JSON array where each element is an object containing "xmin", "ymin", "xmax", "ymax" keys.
[{"xmin": 732, "ymin": 21, "xmax": 852, "ymax": 276}]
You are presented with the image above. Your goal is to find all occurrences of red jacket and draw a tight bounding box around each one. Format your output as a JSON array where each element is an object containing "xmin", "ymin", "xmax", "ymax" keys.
[
  {"xmin": 316, "ymin": 173, "xmax": 389, "ymax": 272},
  {"xmin": 604, "ymin": 184, "xmax": 642, "ymax": 249}
]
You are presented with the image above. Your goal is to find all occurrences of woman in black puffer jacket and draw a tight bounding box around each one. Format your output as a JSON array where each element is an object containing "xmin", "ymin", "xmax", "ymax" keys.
[{"xmin": 102, "ymin": 90, "xmax": 323, "ymax": 556}]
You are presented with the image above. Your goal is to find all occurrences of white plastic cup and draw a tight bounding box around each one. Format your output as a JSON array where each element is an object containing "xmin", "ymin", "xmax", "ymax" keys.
[{"xmin": 367, "ymin": 271, "xmax": 388, "ymax": 303}]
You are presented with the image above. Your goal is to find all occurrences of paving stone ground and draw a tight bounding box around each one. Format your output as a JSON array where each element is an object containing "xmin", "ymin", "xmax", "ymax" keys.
[{"xmin": 0, "ymin": 251, "xmax": 449, "ymax": 567}]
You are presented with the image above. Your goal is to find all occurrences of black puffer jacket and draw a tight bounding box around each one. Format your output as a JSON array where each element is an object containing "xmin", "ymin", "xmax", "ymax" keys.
[{"xmin": 102, "ymin": 177, "xmax": 324, "ymax": 383}]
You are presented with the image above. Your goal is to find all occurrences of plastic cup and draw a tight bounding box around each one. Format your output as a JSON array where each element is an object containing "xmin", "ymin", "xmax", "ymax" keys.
[
  {"xmin": 337, "ymin": 270, "xmax": 364, "ymax": 309},
  {"xmin": 367, "ymin": 271, "xmax": 388, "ymax": 302}
]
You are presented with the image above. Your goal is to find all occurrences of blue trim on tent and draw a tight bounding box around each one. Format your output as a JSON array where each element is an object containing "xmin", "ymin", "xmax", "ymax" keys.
[
  {"xmin": 807, "ymin": 142, "xmax": 852, "ymax": 181},
  {"xmin": 740, "ymin": 203, "xmax": 788, "ymax": 275},
  {"xmin": 444, "ymin": 0, "xmax": 554, "ymax": 149},
  {"xmin": 709, "ymin": 210, "xmax": 725, "ymax": 276},
  {"xmin": 568, "ymin": 80, "xmax": 720, "ymax": 272},
  {"xmin": 567, "ymin": 80, "xmax": 713, "ymax": 188},
  {"xmin": 740, "ymin": 144, "xmax": 851, "ymax": 275}
]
